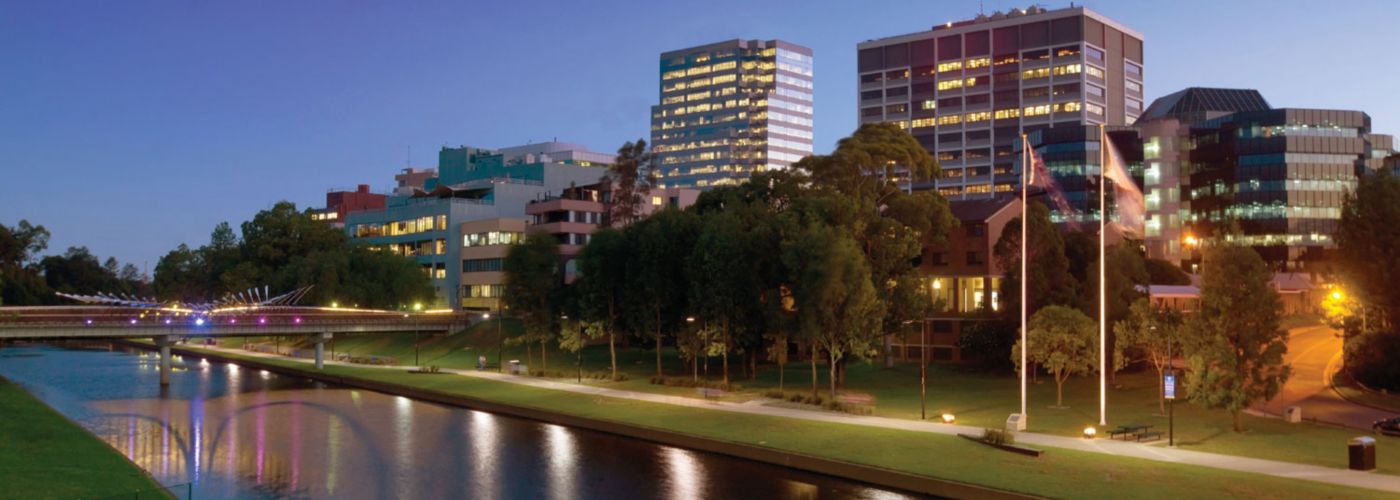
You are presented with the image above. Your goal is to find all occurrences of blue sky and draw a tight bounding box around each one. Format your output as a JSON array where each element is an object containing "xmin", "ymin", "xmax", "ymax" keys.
[{"xmin": 2, "ymin": 0, "xmax": 1395, "ymax": 270}]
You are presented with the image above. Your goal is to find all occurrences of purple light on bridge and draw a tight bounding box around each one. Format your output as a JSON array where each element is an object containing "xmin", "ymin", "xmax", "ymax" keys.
[
  {"xmin": 293, "ymin": 317, "xmax": 302, "ymax": 324},
  {"xmin": 85, "ymin": 319, "xmax": 92, "ymax": 325},
  {"xmin": 258, "ymin": 317, "xmax": 267, "ymax": 325},
  {"xmin": 164, "ymin": 319, "xmax": 172, "ymax": 325},
  {"xmin": 195, "ymin": 317, "xmax": 206, "ymax": 326},
  {"xmin": 229, "ymin": 318, "xmax": 237, "ymax": 324},
  {"xmin": 129, "ymin": 318, "xmax": 137, "ymax": 325}
]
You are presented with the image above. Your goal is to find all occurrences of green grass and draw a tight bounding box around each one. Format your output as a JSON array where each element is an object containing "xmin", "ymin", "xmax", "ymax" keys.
[
  {"xmin": 175, "ymin": 345, "xmax": 1391, "ymax": 499},
  {"xmin": 0, "ymin": 377, "xmax": 167, "ymax": 499},
  {"xmin": 222, "ymin": 322, "xmax": 1400, "ymax": 476}
]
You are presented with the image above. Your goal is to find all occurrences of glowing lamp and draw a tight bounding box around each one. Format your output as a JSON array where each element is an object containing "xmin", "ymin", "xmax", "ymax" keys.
[
  {"xmin": 413, "ymin": 303, "xmax": 423, "ymax": 311},
  {"xmin": 331, "ymin": 302, "xmax": 339, "ymax": 308},
  {"xmin": 1083, "ymin": 426, "xmax": 1098, "ymax": 439},
  {"xmin": 195, "ymin": 318, "xmax": 206, "ymax": 326},
  {"xmin": 483, "ymin": 313, "xmax": 491, "ymax": 320},
  {"xmin": 229, "ymin": 318, "xmax": 237, "ymax": 324},
  {"xmin": 941, "ymin": 413, "xmax": 955, "ymax": 424},
  {"xmin": 259, "ymin": 317, "xmax": 267, "ymax": 324},
  {"xmin": 85, "ymin": 319, "xmax": 93, "ymax": 325},
  {"xmin": 1332, "ymin": 291, "xmax": 1343, "ymax": 300},
  {"xmin": 164, "ymin": 319, "xmax": 172, "ymax": 325},
  {"xmin": 293, "ymin": 317, "xmax": 302, "ymax": 324},
  {"xmin": 129, "ymin": 318, "xmax": 137, "ymax": 325}
]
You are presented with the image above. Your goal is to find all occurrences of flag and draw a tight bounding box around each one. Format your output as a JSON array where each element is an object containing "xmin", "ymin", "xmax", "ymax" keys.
[
  {"xmin": 1100, "ymin": 129, "xmax": 1145, "ymax": 237},
  {"xmin": 1023, "ymin": 135, "xmax": 1079, "ymax": 229}
]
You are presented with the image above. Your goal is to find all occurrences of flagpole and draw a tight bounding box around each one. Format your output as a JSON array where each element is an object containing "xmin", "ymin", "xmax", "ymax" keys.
[
  {"xmin": 1020, "ymin": 134, "xmax": 1029, "ymax": 426},
  {"xmin": 1098, "ymin": 125, "xmax": 1108, "ymax": 427}
]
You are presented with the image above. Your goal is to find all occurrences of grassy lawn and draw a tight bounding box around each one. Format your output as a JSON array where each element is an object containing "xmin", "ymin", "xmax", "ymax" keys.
[
  {"xmin": 177, "ymin": 345, "xmax": 1390, "ymax": 499},
  {"xmin": 0, "ymin": 376, "xmax": 167, "ymax": 499},
  {"xmin": 222, "ymin": 320, "xmax": 1400, "ymax": 476},
  {"xmin": 1334, "ymin": 371, "xmax": 1400, "ymax": 414}
]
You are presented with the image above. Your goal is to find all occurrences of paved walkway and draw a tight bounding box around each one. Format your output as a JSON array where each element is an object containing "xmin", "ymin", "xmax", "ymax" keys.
[
  {"xmin": 194, "ymin": 344, "xmax": 1400, "ymax": 494},
  {"xmin": 1254, "ymin": 325, "xmax": 1393, "ymax": 429}
]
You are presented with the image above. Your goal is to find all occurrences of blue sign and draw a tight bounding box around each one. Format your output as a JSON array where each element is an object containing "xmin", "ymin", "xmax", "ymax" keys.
[{"xmin": 1164, "ymin": 374, "xmax": 1176, "ymax": 400}]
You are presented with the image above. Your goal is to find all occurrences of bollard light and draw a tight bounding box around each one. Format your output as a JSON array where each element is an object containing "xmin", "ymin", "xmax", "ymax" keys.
[
  {"xmin": 164, "ymin": 319, "xmax": 172, "ymax": 325},
  {"xmin": 941, "ymin": 413, "xmax": 955, "ymax": 424},
  {"xmin": 294, "ymin": 317, "xmax": 302, "ymax": 324},
  {"xmin": 1083, "ymin": 426, "xmax": 1098, "ymax": 439},
  {"xmin": 259, "ymin": 317, "xmax": 267, "ymax": 325},
  {"xmin": 229, "ymin": 318, "xmax": 237, "ymax": 324}
]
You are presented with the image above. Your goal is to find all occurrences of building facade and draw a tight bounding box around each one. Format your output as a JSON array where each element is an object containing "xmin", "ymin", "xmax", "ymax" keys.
[
  {"xmin": 856, "ymin": 5, "xmax": 1143, "ymax": 198},
  {"xmin": 310, "ymin": 184, "xmax": 387, "ymax": 228},
  {"xmin": 343, "ymin": 141, "xmax": 612, "ymax": 309},
  {"xmin": 651, "ymin": 39, "xmax": 814, "ymax": 189},
  {"xmin": 526, "ymin": 182, "xmax": 700, "ymax": 283}
]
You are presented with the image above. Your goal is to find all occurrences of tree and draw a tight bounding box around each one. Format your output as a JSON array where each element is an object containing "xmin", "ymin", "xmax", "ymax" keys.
[
  {"xmin": 782, "ymin": 219, "xmax": 883, "ymax": 399},
  {"xmin": 40, "ymin": 247, "xmax": 122, "ymax": 294},
  {"xmin": 625, "ymin": 208, "xmax": 700, "ymax": 377},
  {"xmin": 1146, "ymin": 258, "xmax": 1192, "ymax": 285},
  {"xmin": 602, "ymin": 139, "xmax": 656, "ymax": 228},
  {"xmin": 690, "ymin": 208, "xmax": 763, "ymax": 386},
  {"xmin": 503, "ymin": 232, "xmax": 562, "ymax": 371},
  {"xmin": 1182, "ymin": 244, "xmax": 1289, "ymax": 432},
  {"xmin": 995, "ymin": 201, "xmax": 1078, "ymax": 317},
  {"xmin": 576, "ymin": 228, "xmax": 630, "ymax": 380},
  {"xmin": 1115, "ymin": 298, "xmax": 1183, "ymax": 414},
  {"xmin": 955, "ymin": 320, "xmax": 1016, "ymax": 371},
  {"xmin": 1013, "ymin": 305, "xmax": 1098, "ymax": 408},
  {"xmin": 795, "ymin": 123, "xmax": 953, "ymax": 374},
  {"xmin": 1335, "ymin": 170, "xmax": 1400, "ymax": 389},
  {"xmin": 0, "ymin": 220, "xmax": 53, "ymax": 305}
]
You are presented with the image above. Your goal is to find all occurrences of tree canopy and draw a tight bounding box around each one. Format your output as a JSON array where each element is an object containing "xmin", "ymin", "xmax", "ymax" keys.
[{"xmin": 1013, "ymin": 305, "xmax": 1098, "ymax": 408}]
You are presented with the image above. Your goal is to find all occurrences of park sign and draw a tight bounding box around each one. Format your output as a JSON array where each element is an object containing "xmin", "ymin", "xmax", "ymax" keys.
[{"xmin": 1164, "ymin": 374, "xmax": 1176, "ymax": 400}]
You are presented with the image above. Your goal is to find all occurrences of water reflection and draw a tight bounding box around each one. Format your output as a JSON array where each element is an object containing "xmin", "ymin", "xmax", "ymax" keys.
[{"xmin": 0, "ymin": 345, "xmax": 924, "ymax": 500}]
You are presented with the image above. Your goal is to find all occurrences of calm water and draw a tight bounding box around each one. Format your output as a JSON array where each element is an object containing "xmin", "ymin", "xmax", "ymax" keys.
[{"xmin": 0, "ymin": 344, "xmax": 923, "ymax": 499}]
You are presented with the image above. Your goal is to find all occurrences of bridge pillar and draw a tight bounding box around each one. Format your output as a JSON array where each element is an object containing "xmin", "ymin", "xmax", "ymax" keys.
[
  {"xmin": 154, "ymin": 335, "xmax": 174, "ymax": 386},
  {"xmin": 312, "ymin": 332, "xmax": 333, "ymax": 370}
]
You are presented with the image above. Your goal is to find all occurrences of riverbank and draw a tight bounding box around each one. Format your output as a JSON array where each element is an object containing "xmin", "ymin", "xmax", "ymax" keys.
[
  {"xmin": 0, "ymin": 375, "xmax": 168, "ymax": 499},
  {"xmin": 158, "ymin": 342, "xmax": 1391, "ymax": 499}
]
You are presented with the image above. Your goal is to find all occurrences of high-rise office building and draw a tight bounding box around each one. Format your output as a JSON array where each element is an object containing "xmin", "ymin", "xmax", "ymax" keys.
[
  {"xmin": 651, "ymin": 39, "xmax": 814, "ymax": 189},
  {"xmin": 856, "ymin": 5, "xmax": 1143, "ymax": 198}
]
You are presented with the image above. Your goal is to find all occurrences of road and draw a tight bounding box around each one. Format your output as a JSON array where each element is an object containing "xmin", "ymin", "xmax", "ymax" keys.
[{"xmin": 1254, "ymin": 325, "xmax": 1395, "ymax": 430}]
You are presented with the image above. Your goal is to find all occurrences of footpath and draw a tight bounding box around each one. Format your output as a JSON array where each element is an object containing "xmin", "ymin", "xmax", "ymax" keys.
[{"xmin": 193, "ymin": 344, "xmax": 1400, "ymax": 494}]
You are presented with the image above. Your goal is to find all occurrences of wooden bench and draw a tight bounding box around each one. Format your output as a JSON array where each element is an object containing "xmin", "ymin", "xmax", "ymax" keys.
[{"xmin": 1110, "ymin": 424, "xmax": 1152, "ymax": 440}]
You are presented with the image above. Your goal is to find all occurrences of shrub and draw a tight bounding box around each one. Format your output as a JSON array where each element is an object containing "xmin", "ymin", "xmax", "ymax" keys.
[{"xmin": 981, "ymin": 427, "xmax": 1016, "ymax": 446}]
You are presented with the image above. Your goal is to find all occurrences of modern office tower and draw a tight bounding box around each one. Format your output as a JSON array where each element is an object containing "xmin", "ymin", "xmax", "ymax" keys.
[
  {"xmin": 1183, "ymin": 108, "xmax": 1381, "ymax": 271},
  {"xmin": 857, "ymin": 5, "xmax": 1143, "ymax": 198},
  {"xmin": 1135, "ymin": 88, "xmax": 1273, "ymax": 263},
  {"xmin": 651, "ymin": 39, "xmax": 814, "ymax": 189}
]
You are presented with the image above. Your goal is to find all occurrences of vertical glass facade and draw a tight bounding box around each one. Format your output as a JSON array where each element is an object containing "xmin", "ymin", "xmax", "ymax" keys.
[{"xmin": 652, "ymin": 40, "xmax": 814, "ymax": 188}]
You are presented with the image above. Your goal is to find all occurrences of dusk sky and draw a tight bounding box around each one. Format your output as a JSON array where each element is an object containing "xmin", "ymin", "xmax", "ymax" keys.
[{"xmin": 2, "ymin": 0, "xmax": 1396, "ymax": 271}]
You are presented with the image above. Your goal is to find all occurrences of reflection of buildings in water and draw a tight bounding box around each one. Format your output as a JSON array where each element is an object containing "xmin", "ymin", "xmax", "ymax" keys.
[
  {"xmin": 543, "ymin": 423, "xmax": 577, "ymax": 500},
  {"xmin": 663, "ymin": 447, "xmax": 706, "ymax": 500}
]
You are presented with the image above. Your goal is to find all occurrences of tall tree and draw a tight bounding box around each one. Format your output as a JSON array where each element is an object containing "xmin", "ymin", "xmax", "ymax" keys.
[
  {"xmin": 0, "ymin": 220, "xmax": 53, "ymax": 305},
  {"xmin": 626, "ymin": 208, "xmax": 700, "ymax": 377},
  {"xmin": 1335, "ymin": 170, "xmax": 1400, "ymax": 389},
  {"xmin": 795, "ymin": 123, "xmax": 953, "ymax": 374},
  {"xmin": 576, "ymin": 228, "xmax": 630, "ymax": 380},
  {"xmin": 1013, "ymin": 305, "xmax": 1098, "ymax": 408},
  {"xmin": 602, "ymin": 139, "xmax": 656, "ymax": 228},
  {"xmin": 1115, "ymin": 298, "xmax": 1183, "ymax": 414},
  {"xmin": 994, "ymin": 200, "xmax": 1078, "ymax": 317},
  {"xmin": 41, "ymin": 247, "xmax": 123, "ymax": 294},
  {"xmin": 1182, "ymin": 244, "xmax": 1289, "ymax": 432},
  {"xmin": 689, "ymin": 208, "xmax": 763, "ymax": 386},
  {"xmin": 503, "ymin": 232, "xmax": 562, "ymax": 371},
  {"xmin": 782, "ymin": 219, "xmax": 883, "ymax": 399}
]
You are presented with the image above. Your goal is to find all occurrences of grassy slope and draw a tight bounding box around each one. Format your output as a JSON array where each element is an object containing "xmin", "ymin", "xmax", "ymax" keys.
[
  {"xmin": 0, "ymin": 377, "xmax": 166, "ymax": 499},
  {"xmin": 188, "ymin": 345, "xmax": 1389, "ymax": 499}
]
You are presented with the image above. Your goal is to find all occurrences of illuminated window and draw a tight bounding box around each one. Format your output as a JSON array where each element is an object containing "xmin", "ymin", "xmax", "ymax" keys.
[
  {"xmin": 993, "ymin": 108, "xmax": 1020, "ymax": 119},
  {"xmin": 1052, "ymin": 63, "xmax": 1082, "ymax": 76},
  {"xmin": 652, "ymin": 196, "xmax": 662, "ymax": 206},
  {"xmin": 1085, "ymin": 66, "xmax": 1105, "ymax": 79},
  {"xmin": 663, "ymin": 69, "xmax": 686, "ymax": 80},
  {"xmin": 966, "ymin": 57, "xmax": 991, "ymax": 69},
  {"xmin": 1126, "ymin": 80, "xmax": 1142, "ymax": 93},
  {"xmin": 937, "ymin": 78, "xmax": 964, "ymax": 91},
  {"xmin": 937, "ymin": 60, "xmax": 963, "ymax": 72},
  {"xmin": 711, "ymin": 74, "xmax": 737, "ymax": 84},
  {"xmin": 1086, "ymin": 103, "xmax": 1105, "ymax": 115},
  {"xmin": 965, "ymin": 111, "xmax": 990, "ymax": 122},
  {"xmin": 1055, "ymin": 102, "xmax": 1082, "ymax": 113},
  {"xmin": 937, "ymin": 114, "xmax": 962, "ymax": 125},
  {"xmin": 911, "ymin": 118, "xmax": 936, "ymax": 128},
  {"xmin": 1021, "ymin": 67, "xmax": 1051, "ymax": 79},
  {"xmin": 920, "ymin": 100, "xmax": 937, "ymax": 110},
  {"xmin": 1023, "ymin": 104, "xmax": 1051, "ymax": 116},
  {"xmin": 711, "ymin": 61, "xmax": 736, "ymax": 71}
]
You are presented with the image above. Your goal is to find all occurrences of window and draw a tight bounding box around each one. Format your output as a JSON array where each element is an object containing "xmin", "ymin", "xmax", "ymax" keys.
[
  {"xmin": 936, "ymin": 114, "xmax": 962, "ymax": 125},
  {"xmin": 994, "ymin": 108, "xmax": 1020, "ymax": 119},
  {"xmin": 1023, "ymin": 104, "xmax": 1051, "ymax": 117},
  {"xmin": 966, "ymin": 57, "xmax": 991, "ymax": 69},
  {"xmin": 1125, "ymin": 62, "xmax": 1142, "ymax": 78},
  {"xmin": 929, "ymin": 252, "xmax": 948, "ymax": 265},
  {"xmin": 1021, "ymin": 67, "xmax": 1051, "ymax": 80},
  {"xmin": 652, "ymin": 196, "xmax": 662, "ymax": 206},
  {"xmin": 462, "ymin": 258, "xmax": 504, "ymax": 273},
  {"xmin": 1126, "ymin": 80, "xmax": 1142, "ymax": 93},
  {"xmin": 1085, "ymin": 46, "xmax": 1105, "ymax": 62},
  {"xmin": 1022, "ymin": 87, "xmax": 1049, "ymax": 99},
  {"xmin": 861, "ymin": 73, "xmax": 883, "ymax": 84},
  {"xmin": 1052, "ymin": 63, "xmax": 1081, "ymax": 76},
  {"xmin": 911, "ymin": 118, "xmax": 936, "ymax": 128},
  {"xmin": 966, "ymin": 224, "xmax": 986, "ymax": 237},
  {"xmin": 937, "ymin": 78, "xmax": 964, "ymax": 91},
  {"xmin": 861, "ymin": 90, "xmax": 882, "ymax": 101},
  {"xmin": 1085, "ymin": 65, "xmax": 1105, "ymax": 79},
  {"xmin": 937, "ymin": 60, "xmax": 963, "ymax": 72},
  {"xmin": 1086, "ymin": 84, "xmax": 1105, "ymax": 98},
  {"xmin": 464, "ymin": 231, "xmax": 524, "ymax": 247},
  {"xmin": 964, "ymin": 111, "xmax": 990, "ymax": 122},
  {"xmin": 920, "ymin": 100, "xmax": 937, "ymax": 110},
  {"xmin": 885, "ymin": 104, "xmax": 908, "ymax": 114}
]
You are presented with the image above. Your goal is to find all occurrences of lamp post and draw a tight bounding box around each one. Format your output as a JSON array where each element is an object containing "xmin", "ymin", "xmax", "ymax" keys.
[
  {"xmin": 413, "ymin": 303, "xmax": 423, "ymax": 367},
  {"xmin": 1164, "ymin": 324, "xmax": 1175, "ymax": 448},
  {"xmin": 920, "ymin": 319, "xmax": 928, "ymax": 421}
]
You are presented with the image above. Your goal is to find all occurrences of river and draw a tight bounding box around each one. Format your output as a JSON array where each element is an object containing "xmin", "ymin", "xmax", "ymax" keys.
[{"xmin": 0, "ymin": 343, "xmax": 922, "ymax": 499}]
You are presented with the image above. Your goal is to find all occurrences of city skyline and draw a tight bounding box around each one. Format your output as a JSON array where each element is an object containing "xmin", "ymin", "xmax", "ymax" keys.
[{"xmin": 3, "ymin": 0, "xmax": 1398, "ymax": 267}]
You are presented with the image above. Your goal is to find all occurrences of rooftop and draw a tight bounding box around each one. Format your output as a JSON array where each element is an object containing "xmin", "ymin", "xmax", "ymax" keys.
[{"xmin": 1138, "ymin": 87, "xmax": 1271, "ymax": 124}]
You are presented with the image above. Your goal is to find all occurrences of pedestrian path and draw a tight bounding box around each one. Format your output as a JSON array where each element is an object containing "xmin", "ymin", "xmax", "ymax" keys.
[{"xmin": 193, "ymin": 345, "xmax": 1400, "ymax": 494}]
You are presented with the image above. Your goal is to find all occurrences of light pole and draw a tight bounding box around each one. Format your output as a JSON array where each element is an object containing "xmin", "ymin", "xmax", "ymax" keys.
[
  {"xmin": 495, "ymin": 303, "xmax": 504, "ymax": 373},
  {"xmin": 920, "ymin": 319, "xmax": 928, "ymax": 421},
  {"xmin": 1164, "ymin": 324, "xmax": 1175, "ymax": 448}
]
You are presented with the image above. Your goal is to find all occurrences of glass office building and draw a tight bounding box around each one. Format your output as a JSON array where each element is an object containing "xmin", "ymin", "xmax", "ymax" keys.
[{"xmin": 651, "ymin": 39, "xmax": 814, "ymax": 188}]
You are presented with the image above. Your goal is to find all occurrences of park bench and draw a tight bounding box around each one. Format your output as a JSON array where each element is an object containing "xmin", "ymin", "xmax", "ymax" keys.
[
  {"xmin": 1136, "ymin": 431, "xmax": 1164, "ymax": 442},
  {"xmin": 1110, "ymin": 423, "xmax": 1153, "ymax": 440}
]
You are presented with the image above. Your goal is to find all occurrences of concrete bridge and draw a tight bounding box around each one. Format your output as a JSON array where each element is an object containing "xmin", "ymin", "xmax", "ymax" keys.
[{"xmin": 0, "ymin": 305, "xmax": 466, "ymax": 384}]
